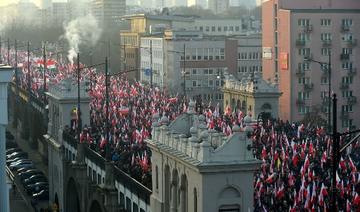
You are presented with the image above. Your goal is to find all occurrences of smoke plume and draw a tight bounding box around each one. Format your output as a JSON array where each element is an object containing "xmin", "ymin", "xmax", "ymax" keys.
[{"xmin": 63, "ymin": 14, "xmax": 102, "ymax": 64}]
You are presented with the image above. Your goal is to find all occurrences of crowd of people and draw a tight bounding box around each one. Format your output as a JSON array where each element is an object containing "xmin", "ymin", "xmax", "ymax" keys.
[{"xmin": 3, "ymin": 46, "xmax": 360, "ymax": 210}]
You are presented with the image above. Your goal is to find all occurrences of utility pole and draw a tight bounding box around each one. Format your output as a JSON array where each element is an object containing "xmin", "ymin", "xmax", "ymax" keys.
[
  {"xmin": 328, "ymin": 52, "xmax": 332, "ymax": 133},
  {"xmin": 150, "ymin": 40, "xmax": 153, "ymax": 88},
  {"xmin": 331, "ymin": 94, "xmax": 338, "ymax": 211},
  {"xmin": 183, "ymin": 44, "xmax": 186, "ymax": 99},
  {"xmin": 77, "ymin": 53, "xmax": 81, "ymax": 145},
  {"xmin": 43, "ymin": 42, "xmax": 47, "ymax": 104},
  {"xmin": 105, "ymin": 57, "xmax": 111, "ymax": 161},
  {"xmin": 7, "ymin": 38, "xmax": 9, "ymax": 65},
  {"xmin": 27, "ymin": 41, "xmax": 31, "ymax": 94}
]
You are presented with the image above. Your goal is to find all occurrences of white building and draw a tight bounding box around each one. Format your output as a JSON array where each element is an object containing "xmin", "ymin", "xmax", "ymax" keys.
[
  {"xmin": 148, "ymin": 102, "xmax": 260, "ymax": 212},
  {"xmin": 51, "ymin": 2, "xmax": 70, "ymax": 26},
  {"xmin": 193, "ymin": 18, "xmax": 244, "ymax": 36}
]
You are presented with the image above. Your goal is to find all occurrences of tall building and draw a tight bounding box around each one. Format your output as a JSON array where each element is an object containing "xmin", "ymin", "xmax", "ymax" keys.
[
  {"xmin": 140, "ymin": 30, "xmax": 238, "ymax": 107},
  {"xmin": 194, "ymin": 18, "xmax": 244, "ymax": 36},
  {"xmin": 208, "ymin": 0, "xmax": 229, "ymax": 14},
  {"xmin": 91, "ymin": 0, "xmax": 126, "ymax": 26},
  {"xmin": 262, "ymin": 0, "xmax": 360, "ymax": 131},
  {"xmin": 51, "ymin": 2, "xmax": 70, "ymax": 26},
  {"xmin": 187, "ymin": 0, "xmax": 207, "ymax": 9}
]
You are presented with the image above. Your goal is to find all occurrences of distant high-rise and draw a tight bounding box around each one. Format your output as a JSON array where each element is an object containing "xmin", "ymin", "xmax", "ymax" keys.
[
  {"xmin": 187, "ymin": 0, "xmax": 207, "ymax": 8},
  {"xmin": 91, "ymin": 0, "xmax": 126, "ymax": 26},
  {"xmin": 208, "ymin": 0, "xmax": 229, "ymax": 14}
]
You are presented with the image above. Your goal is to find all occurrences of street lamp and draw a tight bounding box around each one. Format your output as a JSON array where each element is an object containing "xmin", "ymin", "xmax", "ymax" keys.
[{"xmin": 304, "ymin": 52, "xmax": 331, "ymax": 133}]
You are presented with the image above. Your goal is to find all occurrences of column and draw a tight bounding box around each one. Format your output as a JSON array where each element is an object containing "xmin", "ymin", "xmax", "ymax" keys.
[{"xmin": 0, "ymin": 126, "xmax": 9, "ymax": 212}]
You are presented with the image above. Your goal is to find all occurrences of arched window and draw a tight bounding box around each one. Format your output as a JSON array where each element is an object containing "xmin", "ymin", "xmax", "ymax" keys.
[
  {"xmin": 155, "ymin": 166, "xmax": 159, "ymax": 190},
  {"xmin": 194, "ymin": 188, "xmax": 197, "ymax": 212}
]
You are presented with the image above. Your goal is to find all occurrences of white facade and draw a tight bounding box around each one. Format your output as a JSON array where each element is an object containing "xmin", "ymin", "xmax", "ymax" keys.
[
  {"xmin": 194, "ymin": 19, "xmax": 244, "ymax": 36},
  {"xmin": 91, "ymin": 0, "xmax": 125, "ymax": 25},
  {"xmin": 51, "ymin": 2, "xmax": 69, "ymax": 26},
  {"xmin": 236, "ymin": 34, "xmax": 262, "ymax": 79},
  {"xmin": 140, "ymin": 37, "xmax": 165, "ymax": 88}
]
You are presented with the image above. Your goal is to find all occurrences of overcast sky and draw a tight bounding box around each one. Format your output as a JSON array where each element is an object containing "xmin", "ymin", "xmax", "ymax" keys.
[{"xmin": 0, "ymin": 0, "xmax": 67, "ymax": 7}]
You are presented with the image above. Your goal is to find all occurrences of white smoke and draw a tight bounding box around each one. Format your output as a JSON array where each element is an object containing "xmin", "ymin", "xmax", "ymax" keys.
[{"xmin": 63, "ymin": 14, "xmax": 102, "ymax": 64}]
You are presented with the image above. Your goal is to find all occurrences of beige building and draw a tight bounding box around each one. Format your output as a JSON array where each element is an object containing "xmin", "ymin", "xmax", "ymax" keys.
[
  {"xmin": 262, "ymin": 0, "xmax": 360, "ymax": 130},
  {"xmin": 147, "ymin": 101, "xmax": 260, "ymax": 212},
  {"xmin": 223, "ymin": 72, "xmax": 281, "ymax": 120}
]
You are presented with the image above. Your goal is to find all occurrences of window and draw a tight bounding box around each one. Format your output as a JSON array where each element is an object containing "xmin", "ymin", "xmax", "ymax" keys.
[
  {"xmin": 206, "ymin": 26, "xmax": 210, "ymax": 32},
  {"xmin": 209, "ymin": 80, "xmax": 214, "ymax": 87},
  {"xmin": 192, "ymin": 69, "xmax": 197, "ymax": 75},
  {"xmin": 224, "ymin": 26, "xmax": 228, "ymax": 31},
  {"xmin": 321, "ymin": 91, "xmax": 327, "ymax": 98},
  {"xmin": 192, "ymin": 81, "xmax": 197, "ymax": 87},
  {"xmin": 298, "ymin": 77, "xmax": 311, "ymax": 84},
  {"xmin": 212, "ymin": 26, "xmax": 215, "ymax": 32},
  {"xmin": 321, "ymin": 77, "xmax": 328, "ymax": 84},
  {"xmin": 155, "ymin": 166, "xmax": 159, "ymax": 190},
  {"xmin": 342, "ymin": 33, "xmax": 353, "ymax": 41},
  {"xmin": 298, "ymin": 62, "xmax": 310, "ymax": 71},
  {"xmin": 298, "ymin": 91, "xmax": 310, "ymax": 100},
  {"xmin": 321, "ymin": 48, "xmax": 331, "ymax": 56},
  {"xmin": 133, "ymin": 203, "xmax": 139, "ymax": 212},
  {"xmin": 342, "ymin": 105, "xmax": 353, "ymax": 112},
  {"xmin": 321, "ymin": 19, "xmax": 331, "ymax": 26},
  {"xmin": 342, "ymin": 119, "xmax": 353, "ymax": 128},
  {"xmin": 342, "ymin": 62, "xmax": 353, "ymax": 70},
  {"xmin": 298, "ymin": 106, "xmax": 310, "ymax": 114},
  {"xmin": 342, "ymin": 90, "xmax": 353, "ymax": 97},
  {"xmin": 218, "ymin": 26, "xmax": 222, "ymax": 32},
  {"xmin": 120, "ymin": 192, "xmax": 125, "ymax": 207},
  {"xmin": 229, "ymin": 26, "xmax": 234, "ymax": 31},
  {"xmin": 298, "ymin": 33, "xmax": 310, "ymax": 41},
  {"xmin": 342, "ymin": 19, "xmax": 353, "ymax": 26},
  {"xmin": 298, "ymin": 48, "xmax": 310, "ymax": 56},
  {"xmin": 88, "ymin": 167, "xmax": 92, "ymax": 177},
  {"xmin": 342, "ymin": 76, "xmax": 353, "ymax": 84},
  {"xmin": 342, "ymin": 48, "xmax": 352, "ymax": 55},
  {"xmin": 203, "ymin": 69, "xmax": 209, "ymax": 75},
  {"xmin": 126, "ymin": 197, "xmax": 131, "ymax": 212},
  {"xmin": 235, "ymin": 26, "xmax": 240, "ymax": 31},
  {"xmin": 321, "ymin": 33, "xmax": 332, "ymax": 41},
  {"xmin": 194, "ymin": 188, "xmax": 198, "ymax": 212},
  {"xmin": 298, "ymin": 19, "xmax": 310, "ymax": 26},
  {"xmin": 93, "ymin": 170, "xmax": 96, "ymax": 182},
  {"xmin": 98, "ymin": 174, "xmax": 101, "ymax": 184}
]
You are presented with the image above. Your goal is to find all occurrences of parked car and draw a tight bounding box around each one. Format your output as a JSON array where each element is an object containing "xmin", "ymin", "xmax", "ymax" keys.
[
  {"xmin": 6, "ymin": 157, "xmax": 29, "ymax": 166},
  {"xmin": 6, "ymin": 148, "xmax": 21, "ymax": 155},
  {"xmin": 26, "ymin": 182, "xmax": 49, "ymax": 195},
  {"xmin": 23, "ymin": 174, "xmax": 47, "ymax": 187},
  {"xmin": 32, "ymin": 189, "xmax": 49, "ymax": 202},
  {"xmin": 6, "ymin": 152, "xmax": 28, "ymax": 160},
  {"xmin": 17, "ymin": 167, "xmax": 37, "ymax": 174},
  {"xmin": 9, "ymin": 161, "xmax": 34, "ymax": 171},
  {"xmin": 19, "ymin": 170, "xmax": 43, "ymax": 182}
]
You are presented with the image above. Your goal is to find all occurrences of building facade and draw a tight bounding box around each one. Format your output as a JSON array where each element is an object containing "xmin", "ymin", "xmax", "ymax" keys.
[
  {"xmin": 208, "ymin": 0, "xmax": 230, "ymax": 14},
  {"xmin": 223, "ymin": 72, "xmax": 281, "ymax": 120},
  {"xmin": 91, "ymin": 0, "xmax": 126, "ymax": 26},
  {"xmin": 140, "ymin": 30, "xmax": 238, "ymax": 107},
  {"xmin": 194, "ymin": 19, "xmax": 244, "ymax": 36},
  {"xmin": 236, "ymin": 34, "xmax": 262, "ymax": 79},
  {"xmin": 148, "ymin": 101, "xmax": 260, "ymax": 212},
  {"xmin": 187, "ymin": 0, "xmax": 208, "ymax": 8},
  {"xmin": 51, "ymin": 2, "xmax": 70, "ymax": 26},
  {"xmin": 262, "ymin": 0, "xmax": 360, "ymax": 131}
]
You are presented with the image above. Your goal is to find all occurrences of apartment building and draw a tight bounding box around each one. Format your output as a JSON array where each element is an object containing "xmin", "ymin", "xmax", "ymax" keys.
[
  {"xmin": 208, "ymin": 0, "xmax": 230, "ymax": 14},
  {"xmin": 262, "ymin": 0, "xmax": 360, "ymax": 130},
  {"xmin": 236, "ymin": 34, "xmax": 262, "ymax": 79}
]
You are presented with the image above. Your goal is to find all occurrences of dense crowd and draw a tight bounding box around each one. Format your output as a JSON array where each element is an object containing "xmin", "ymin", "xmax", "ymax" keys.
[{"xmin": 3, "ymin": 46, "xmax": 360, "ymax": 210}]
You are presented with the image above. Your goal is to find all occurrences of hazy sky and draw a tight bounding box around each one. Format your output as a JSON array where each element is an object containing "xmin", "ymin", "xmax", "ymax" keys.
[{"xmin": 0, "ymin": 0, "xmax": 66, "ymax": 7}]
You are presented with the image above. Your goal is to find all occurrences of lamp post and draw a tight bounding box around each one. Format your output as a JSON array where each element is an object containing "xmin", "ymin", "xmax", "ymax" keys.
[{"xmin": 304, "ymin": 52, "xmax": 331, "ymax": 133}]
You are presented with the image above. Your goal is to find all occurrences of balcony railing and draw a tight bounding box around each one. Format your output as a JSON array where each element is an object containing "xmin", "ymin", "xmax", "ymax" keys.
[
  {"xmin": 303, "ymin": 25, "xmax": 313, "ymax": 33},
  {"xmin": 296, "ymin": 69, "xmax": 305, "ymax": 77},
  {"xmin": 340, "ymin": 53, "xmax": 350, "ymax": 60},
  {"xmin": 296, "ymin": 39, "xmax": 306, "ymax": 46},
  {"xmin": 341, "ymin": 111, "xmax": 349, "ymax": 120},
  {"xmin": 304, "ymin": 83, "xmax": 314, "ymax": 91},
  {"xmin": 348, "ymin": 68, "xmax": 357, "ymax": 76},
  {"xmin": 347, "ymin": 39, "xmax": 357, "ymax": 47},
  {"xmin": 341, "ymin": 25, "xmax": 351, "ymax": 32},
  {"xmin": 340, "ymin": 83, "xmax": 350, "ymax": 90},
  {"xmin": 322, "ymin": 40, "xmax": 332, "ymax": 47},
  {"xmin": 296, "ymin": 99, "xmax": 305, "ymax": 105},
  {"xmin": 347, "ymin": 96, "xmax": 357, "ymax": 105}
]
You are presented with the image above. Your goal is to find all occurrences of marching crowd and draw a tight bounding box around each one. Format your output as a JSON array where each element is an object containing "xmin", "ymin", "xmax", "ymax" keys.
[{"xmin": 3, "ymin": 46, "xmax": 360, "ymax": 210}]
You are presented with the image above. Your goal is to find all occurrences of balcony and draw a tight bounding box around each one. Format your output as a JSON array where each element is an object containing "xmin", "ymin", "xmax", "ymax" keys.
[
  {"xmin": 347, "ymin": 96, "xmax": 357, "ymax": 105},
  {"xmin": 296, "ymin": 69, "xmax": 305, "ymax": 77},
  {"xmin": 348, "ymin": 68, "xmax": 357, "ymax": 76},
  {"xmin": 322, "ymin": 40, "xmax": 332, "ymax": 47},
  {"xmin": 341, "ymin": 25, "xmax": 351, "ymax": 32},
  {"xmin": 340, "ymin": 53, "xmax": 350, "ymax": 60},
  {"xmin": 340, "ymin": 83, "xmax": 350, "ymax": 90},
  {"xmin": 346, "ymin": 39, "xmax": 357, "ymax": 47},
  {"xmin": 304, "ymin": 83, "xmax": 314, "ymax": 91},
  {"xmin": 303, "ymin": 25, "xmax": 313, "ymax": 33},
  {"xmin": 296, "ymin": 39, "xmax": 306, "ymax": 47},
  {"xmin": 296, "ymin": 99, "xmax": 305, "ymax": 105},
  {"xmin": 341, "ymin": 111, "xmax": 349, "ymax": 120}
]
